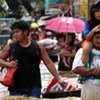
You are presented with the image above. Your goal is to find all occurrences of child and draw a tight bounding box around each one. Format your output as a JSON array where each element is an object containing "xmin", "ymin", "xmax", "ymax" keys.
[
  {"xmin": 53, "ymin": 35, "xmax": 71, "ymax": 67},
  {"xmin": 53, "ymin": 35, "xmax": 65, "ymax": 53},
  {"xmin": 61, "ymin": 45, "xmax": 71, "ymax": 68},
  {"xmin": 58, "ymin": 33, "xmax": 76, "ymax": 71}
]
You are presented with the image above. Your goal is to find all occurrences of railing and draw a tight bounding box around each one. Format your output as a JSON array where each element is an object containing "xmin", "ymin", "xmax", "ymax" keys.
[
  {"xmin": 0, "ymin": 18, "xmax": 16, "ymax": 48},
  {"xmin": 0, "ymin": 35, "xmax": 10, "ymax": 45},
  {"xmin": 0, "ymin": 18, "xmax": 16, "ymax": 21}
]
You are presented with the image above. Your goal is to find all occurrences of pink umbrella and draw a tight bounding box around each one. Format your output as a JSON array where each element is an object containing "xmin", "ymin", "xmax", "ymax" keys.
[{"xmin": 45, "ymin": 17, "xmax": 85, "ymax": 33}]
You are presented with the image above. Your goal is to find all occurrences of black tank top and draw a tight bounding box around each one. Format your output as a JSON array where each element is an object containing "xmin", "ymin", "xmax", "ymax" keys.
[{"xmin": 8, "ymin": 41, "xmax": 41, "ymax": 91}]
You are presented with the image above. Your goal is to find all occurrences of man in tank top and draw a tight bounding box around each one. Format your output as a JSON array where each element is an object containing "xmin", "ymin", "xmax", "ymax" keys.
[{"xmin": 0, "ymin": 20, "xmax": 66, "ymax": 97}]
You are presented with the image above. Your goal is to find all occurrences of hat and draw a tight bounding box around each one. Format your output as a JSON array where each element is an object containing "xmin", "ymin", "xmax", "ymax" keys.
[
  {"xmin": 31, "ymin": 23, "xmax": 39, "ymax": 29},
  {"xmin": 46, "ymin": 31, "xmax": 53, "ymax": 36}
]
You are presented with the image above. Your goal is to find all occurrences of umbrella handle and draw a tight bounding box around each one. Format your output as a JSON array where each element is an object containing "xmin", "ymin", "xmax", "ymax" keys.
[
  {"xmin": 66, "ymin": 33, "xmax": 68, "ymax": 38},
  {"xmin": 61, "ymin": 13, "xmax": 65, "ymax": 17}
]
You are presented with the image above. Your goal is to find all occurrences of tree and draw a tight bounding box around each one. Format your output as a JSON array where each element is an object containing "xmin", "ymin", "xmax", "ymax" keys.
[
  {"xmin": 32, "ymin": 0, "xmax": 45, "ymax": 20},
  {"xmin": 0, "ymin": 0, "xmax": 8, "ymax": 18}
]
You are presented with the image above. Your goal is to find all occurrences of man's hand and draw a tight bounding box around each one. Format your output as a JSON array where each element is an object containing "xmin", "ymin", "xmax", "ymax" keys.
[
  {"xmin": 92, "ymin": 67, "xmax": 100, "ymax": 77},
  {"xmin": 58, "ymin": 78, "xmax": 68, "ymax": 90},
  {"xmin": 92, "ymin": 25, "xmax": 100, "ymax": 33},
  {"xmin": 7, "ymin": 60, "xmax": 18, "ymax": 68}
]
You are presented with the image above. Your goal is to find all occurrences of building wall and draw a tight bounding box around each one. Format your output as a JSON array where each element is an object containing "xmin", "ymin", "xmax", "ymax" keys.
[{"xmin": 71, "ymin": 0, "xmax": 98, "ymax": 21}]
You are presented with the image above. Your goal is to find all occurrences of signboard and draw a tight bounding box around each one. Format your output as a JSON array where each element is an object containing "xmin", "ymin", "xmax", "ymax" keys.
[
  {"xmin": 45, "ymin": 0, "xmax": 61, "ymax": 9},
  {"xmin": 45, "ymin": 0, "xmax": 61, "ymax": 15},
  {"xmin": 45, "ymin": 8, "xmax": 61, "ymax": 15}
]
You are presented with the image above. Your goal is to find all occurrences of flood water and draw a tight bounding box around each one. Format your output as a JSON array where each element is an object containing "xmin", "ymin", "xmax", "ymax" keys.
[{"xmin": 0, "ymin": 62, "xmax": 81, "ymax": 100}]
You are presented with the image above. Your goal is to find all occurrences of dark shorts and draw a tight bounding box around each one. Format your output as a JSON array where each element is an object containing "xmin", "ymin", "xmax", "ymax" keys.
[{"xmin": 9, "ymin": 88, "xmax": 41, "ymax": 97}]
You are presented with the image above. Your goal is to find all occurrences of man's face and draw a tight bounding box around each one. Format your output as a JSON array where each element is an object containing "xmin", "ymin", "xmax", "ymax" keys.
[
  {"xmin": 12, "ymin": 28, "xmax": 26, "ymax": 42},
  {"xmin": 92, "ymin": 33, "xmax": 100, "ymax": 50}
]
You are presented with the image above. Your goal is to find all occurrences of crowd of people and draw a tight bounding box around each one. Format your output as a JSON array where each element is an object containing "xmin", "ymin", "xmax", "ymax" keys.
[
  {"xmin": 0, "ymin": 1, "xmax": 99, "ymax": 100},
  {"xmin": 0, "ymin": 20, "xmax": 68, "ymax": 97},
  {"xmin": 0, "ymin": 19, "xmax": 83, "ymax": 97},
  {"xmin": 0, "ymin": 20, "xmax": 82, "ymax": 97}
]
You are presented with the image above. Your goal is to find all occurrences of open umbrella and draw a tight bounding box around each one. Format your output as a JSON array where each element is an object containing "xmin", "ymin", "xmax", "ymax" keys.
[{"xmin": 45, "ymin": 17, "xmax": 85, "ymax": 33}]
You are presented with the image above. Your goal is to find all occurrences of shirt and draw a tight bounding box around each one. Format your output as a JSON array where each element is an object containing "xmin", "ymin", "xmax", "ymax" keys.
[
  {"xmin": 84, "ymin": 23, "xmax": 91, "ymax": 38},
  {"xmin": 72, "ymin": 48, "xmax": 100, "ymax": 82},
  {"xmin": 72, "ymin": 48, "xmax": 84, "ymax": 70}
]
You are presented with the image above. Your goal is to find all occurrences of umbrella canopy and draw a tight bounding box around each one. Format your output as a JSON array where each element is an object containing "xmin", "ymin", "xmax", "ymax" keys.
[{"xmin": 45, "ymin": 17, "xmax": 85, "ymax": 34}]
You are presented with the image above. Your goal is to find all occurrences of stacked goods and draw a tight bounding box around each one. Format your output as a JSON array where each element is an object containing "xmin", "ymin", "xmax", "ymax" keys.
[{"xmin": 43, "ymin": 77, "xmax": 79, "ymax": 94}]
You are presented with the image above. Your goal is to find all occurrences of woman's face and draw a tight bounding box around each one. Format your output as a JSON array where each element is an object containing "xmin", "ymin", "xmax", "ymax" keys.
[
  {"xmin": 94, "ymin": 9, "xmax": 100, "ymax": 20},
  {"xmin": 92, "ymin": 33, "xmax": 100, "ymax": 50}
]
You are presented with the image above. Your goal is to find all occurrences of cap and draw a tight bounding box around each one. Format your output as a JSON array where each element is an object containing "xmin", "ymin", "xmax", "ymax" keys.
[{"xmin": 31, "ymin": 23, "xmax": 39, "ymax": 29}]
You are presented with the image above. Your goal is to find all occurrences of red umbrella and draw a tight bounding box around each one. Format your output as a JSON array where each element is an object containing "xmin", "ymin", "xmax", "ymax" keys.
[{"xmin": 45, "ymin": 17, "xmax": 85, "ymax": 33}]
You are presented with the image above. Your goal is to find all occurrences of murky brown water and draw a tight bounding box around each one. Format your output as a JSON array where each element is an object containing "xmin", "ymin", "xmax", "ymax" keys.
[{"xmin": 0, "ymin": 62, "xmax": 81, "ymax": 100}]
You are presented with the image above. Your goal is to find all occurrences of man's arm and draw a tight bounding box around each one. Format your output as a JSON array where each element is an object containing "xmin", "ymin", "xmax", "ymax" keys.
[
  {"xmin": 73, "ymin": 66, "xmax": 94, "ymax": 77},
  {"xmin": 39, "ymin": 43, "xmax": 60, "ymax": 80},
  {"xmin": 92, "ymin": 67, "xmax": 100, "ymax": 77},
  {"xmin": 86, "ymin": 25, "xmax": 100, "ymax": 40},
  {"xmin": 38, "ymin": 43, "xmax": 66, "ymax": 86},
  {"xmin": 0, "ymin": 44, "xmax": 17, "ymax": 67},
  {"xmin": 72, "ymin": 48, "xmax": 94, "ymax": 76}
]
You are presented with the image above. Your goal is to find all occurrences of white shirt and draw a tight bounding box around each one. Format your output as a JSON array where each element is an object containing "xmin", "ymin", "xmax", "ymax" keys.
[
  {"xmin": 72, "ymin": 48, "xmax": 84, "ymax": 70},
  {"xmin": 72, "ymin": 48, "xmax": 100, "ymax": 70},
  {"xmin": 39, "ymin": 39, "xmax": 58, "ymax": 46}
]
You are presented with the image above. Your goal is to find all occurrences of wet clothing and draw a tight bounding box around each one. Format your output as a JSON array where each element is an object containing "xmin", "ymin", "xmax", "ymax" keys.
[
  {"xmin": 10, "ymin": 88, "xmax": 41, "ymax": 97},
  {"xmin": 8, "ymin": 41, "xmax": 41, "ymax": 96}
]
